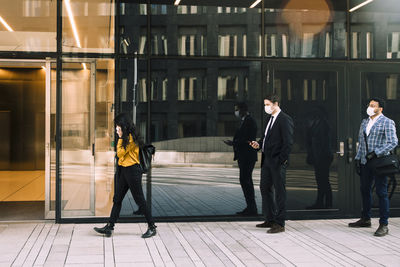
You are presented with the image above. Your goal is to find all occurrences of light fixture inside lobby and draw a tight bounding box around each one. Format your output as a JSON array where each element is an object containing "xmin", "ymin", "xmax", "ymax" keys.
[
  {"xmin": 65, "ymin": 0, "xmax": 81, "ymax": 48},
  {"xmin": 349, "ymin": 0, "xmax": 374, "ymax": 12},
  {"xmin": 174, "ymin": 0, "xmax": 181, "ymax": 5},
  {"xmin": 250, "ymin": 0, "xmax": 261, "ymax": 8},
  {"xmin": 0, "ymin": 16, "xmax": 14, "ymax": 32}
]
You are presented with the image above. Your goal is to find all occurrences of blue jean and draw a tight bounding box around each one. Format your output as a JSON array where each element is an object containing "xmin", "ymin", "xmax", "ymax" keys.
[{"xmin": 360, "ymin": 164, "xmax": 389, "ymax": 225}]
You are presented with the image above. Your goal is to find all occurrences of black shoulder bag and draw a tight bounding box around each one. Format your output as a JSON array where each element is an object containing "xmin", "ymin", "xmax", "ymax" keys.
[
  {"xmin": 363, "ymin": 132, "xmax": 400, "ymax": 176},
  {"xmin": 139, "ymin": 144, "xmax": 156, "ymax": 173}
]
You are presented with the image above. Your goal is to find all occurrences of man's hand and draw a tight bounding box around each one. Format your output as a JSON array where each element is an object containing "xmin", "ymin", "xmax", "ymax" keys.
[
  {"xmin": 366, "ymin": 151, "xmax": 377, "ymax": 161},
  {"xmin": 223, "ymin": 140, "xmax": 233, "ymax": 146},
  {"xmin": 249, "ymin": 141, "xmax": 259, "ymax": 149},
  {"xmin": 355, "ymin": 159, "xmax": 361, "ymax": 175}
]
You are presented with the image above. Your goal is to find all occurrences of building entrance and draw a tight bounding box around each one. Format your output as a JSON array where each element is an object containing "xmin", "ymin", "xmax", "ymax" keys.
[{"xmin": 0, "ymin": 59, "xmax": 55, "ymax": 220}]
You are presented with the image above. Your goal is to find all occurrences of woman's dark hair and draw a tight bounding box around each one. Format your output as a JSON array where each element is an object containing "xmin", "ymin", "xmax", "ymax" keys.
[{"xmin": 114, "ymin": 113, "xmax": 144, "ymax": 149}]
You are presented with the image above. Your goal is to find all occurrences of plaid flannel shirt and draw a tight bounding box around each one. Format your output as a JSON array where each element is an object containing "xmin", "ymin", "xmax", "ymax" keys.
[{"xmin": 355, "ymin": 114, "xmax": 398, "ymax": 165}]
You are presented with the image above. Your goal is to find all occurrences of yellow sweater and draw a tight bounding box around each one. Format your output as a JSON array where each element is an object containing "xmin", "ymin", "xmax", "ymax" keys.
[{"xmin": 117, "ymin": 135, "xmax": 140, "ymax": 167}]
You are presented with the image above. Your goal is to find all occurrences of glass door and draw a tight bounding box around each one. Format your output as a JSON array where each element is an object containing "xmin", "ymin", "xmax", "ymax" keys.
[
  {"xmin": 60, "ymin": 59, "xmax": 96, "ymax": 217},
  {"xmin": 266, "ymin": 62, "xmax": 349, "ymax": 214},
  {"xmin": 58, "ymin": 58, "xmax": 115, "ymax": 219},
  {"xmin": 350, "ymin": 63, "xmax": 400, "ymax": 214}
]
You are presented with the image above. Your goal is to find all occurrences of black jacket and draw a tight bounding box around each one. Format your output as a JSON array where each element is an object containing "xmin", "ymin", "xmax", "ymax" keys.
[
  {"xmin": 233, "ymin": 114, "xmax": 258, "ymax": 162},
  {"xmin": 258, "ymin": 111, "xmax": 294, "ymax": 166}
]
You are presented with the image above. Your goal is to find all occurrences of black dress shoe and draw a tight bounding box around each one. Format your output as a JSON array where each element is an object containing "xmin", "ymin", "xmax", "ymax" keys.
[
  {"xmin": 94, "ymin": 223, "xmax": 114, "ymax": 237},
  {"xmin": 374, "ymin": 224, "xmax": 388, "ymax": 237},
  {"xmin": 256, "ymin": 221, "xmax": 274, "ymax": 228},
  {"xmin": 142, "ymin": 226, "xmax": 157, "ymax": 238},
  {"xmin": 348, "ymin": 218, "xmax": 371, "ymax": 228},
  {"xmin": 267, "ymin": 223, "xmax": 285, "ymax": 234}
]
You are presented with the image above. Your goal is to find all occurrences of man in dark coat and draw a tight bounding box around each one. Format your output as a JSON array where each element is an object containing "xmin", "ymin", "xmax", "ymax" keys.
[{"xmin": 224, "ymin": 102, "xmax": 258, "ymax": 216}]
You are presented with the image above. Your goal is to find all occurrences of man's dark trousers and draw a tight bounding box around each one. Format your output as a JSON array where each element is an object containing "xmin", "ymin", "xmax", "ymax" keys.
[
  {"xmin": 360, "ymin": 164, "xmax": 389, "ymax": 225},
  {"xmin": 260, "ymin": 158, "xmax": 287, "ymax": 227},
  {"xmin": 238, "ymin": 158, "xmax": 257, "ymax": 212}
]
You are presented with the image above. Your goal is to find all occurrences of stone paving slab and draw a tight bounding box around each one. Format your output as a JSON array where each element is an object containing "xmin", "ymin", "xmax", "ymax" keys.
[{"xmin": 0, "ymin": 218, "xmax": 400, "ymax": 266}]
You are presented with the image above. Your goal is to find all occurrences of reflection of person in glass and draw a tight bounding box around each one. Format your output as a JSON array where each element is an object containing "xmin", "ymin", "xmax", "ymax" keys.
[
  {"xmin": 94, "ymin": 113, "xmax": 157, "ymax": 238},
  {"xmin": 305, "ymin": 107, "xmax": 333, "ymax": 209},
  {"xmin": 349, "ymin": 98, "xmax": 398, "ymax": 237},
  {"xmin": 223, "ymin": 102, "xmax": 258, "ymax": 216}
]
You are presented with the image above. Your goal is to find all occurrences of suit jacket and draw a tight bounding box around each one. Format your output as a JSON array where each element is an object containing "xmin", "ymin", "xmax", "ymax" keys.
[
  {"xmin": 355, "ymin": 114, "xmax": 398, "ymax": 165},
  {"xmin": 258, "ymin": 111, "xmax": 294, "ymax": 166},
  {"xmin": 233, "ymin": 114, "xmax": 258, "ymax": 162}
]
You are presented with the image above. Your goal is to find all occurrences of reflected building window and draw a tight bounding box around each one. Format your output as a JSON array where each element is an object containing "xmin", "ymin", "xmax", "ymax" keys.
[
  {"xmin": 139, "ymin": 4, "xmax": 147, "ymax": 15},
  {"xmin": 351, "ymin": 25, "xmax": 373, "ymax": 59},
  {"xmin": 178, "ymin": 27, "xmax": 207, "ymax": 56},
  {"xmin": 151, "ymin": 4, "xmax": 167, "ymax": 15},
  {"xmin": 217, "ymin": 7, "xmax": 246, "ymax": 14},
  {"xmin": 302, "ymin": 28, "xmax": 332, "ymax": 58},
  {"xmin": 218, "ymin": 27, "xmax": 247, "ymax": 57},
  {"xmin": 387, "ymin": 32, "xmax": 400, "ymax": 59},
  {"xmin": 218, "ymin": 68, "xmax": 248, "ymax": 100},
  {"xmin": 139, "ymin": 75, "xmax": 167, "ymax": 102},
  {"xmin": 177, "ymin": 5, "xmax": 198, "ymax": 14},
  {"xmin": 177, "ymin": 70, "xmax": 207, "ymax": 101},
  {"xmin": 303, "ymin": 79, "xmax": 328, "ymax": 101},
  {"xmin": 386, "ymin": 74, "xmax": 399, "ymax": 100},
  {"xmin": 139, "ymin": 28, "xmax": 167, "ymax": 55},
  {"xmin": 218, "ymin": 76, "xmax": 238, "ymax": 100}
]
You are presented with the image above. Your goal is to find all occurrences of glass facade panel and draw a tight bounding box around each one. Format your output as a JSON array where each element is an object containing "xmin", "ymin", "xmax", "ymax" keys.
[
  {"xmin": 0, "ymin": 0, "xmax": 56, "ymax": 52},
  {"xmin": 274, "ymin": 69, "xmax": 339, "ymax": 210},
  {"xmin": 60, "ymin": 58, "xmax": 115, "ymax": 218},
  {"xmin": 142, "ymin": 59, "xmax": 262, "ymax": 217},
  {"xmin": 62, "ymin": 0, "xmax": 115, "ymax": 53}
]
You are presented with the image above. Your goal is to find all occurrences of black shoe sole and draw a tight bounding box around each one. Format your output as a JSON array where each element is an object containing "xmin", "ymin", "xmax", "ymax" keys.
[{"xmin": 141, "ymin": 230, "xmax": 157, "ymax": 238}]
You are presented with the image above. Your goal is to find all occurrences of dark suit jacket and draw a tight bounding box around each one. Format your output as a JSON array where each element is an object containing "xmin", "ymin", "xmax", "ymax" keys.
[
  {"xmin": 258, "ymin": 111, "xmax": 294, "ymax": 166},
  {"xmin": 233, "ymin": 114, "xmax": 258, "ymax": 162}
]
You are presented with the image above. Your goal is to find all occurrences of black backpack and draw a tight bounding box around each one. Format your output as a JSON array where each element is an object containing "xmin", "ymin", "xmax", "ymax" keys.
[{"xmin": 139, "ymin": 144, "xmax": 156, "ymax": 173}]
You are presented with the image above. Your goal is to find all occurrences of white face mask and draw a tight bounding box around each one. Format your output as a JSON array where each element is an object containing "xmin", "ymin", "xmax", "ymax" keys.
[
  {"xmin": 234, "ymin": 110, "xmax": 240, "ymax": 118},
  {"xmin": 366, "ymin": 107, "xmax": 376, "ymax": 117},
  {"xmin": 264, "ymin": 105, "xmax": 273, "ymax": 115}
]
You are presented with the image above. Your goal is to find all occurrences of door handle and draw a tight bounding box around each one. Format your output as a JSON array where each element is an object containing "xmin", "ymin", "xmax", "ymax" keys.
[
  {"xmin": 336, "ymin": 141, "xmax": 344, "ymax": 157},
  {"xmin": 92, "ymin": 143, "xmax": 95, "ymax": 156}
]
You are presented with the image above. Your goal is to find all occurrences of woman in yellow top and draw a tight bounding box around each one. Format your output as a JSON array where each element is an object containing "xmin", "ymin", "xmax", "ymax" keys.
[{"xmin": 94, "ymin": 113, "xmax": 156, "ymax": 238}]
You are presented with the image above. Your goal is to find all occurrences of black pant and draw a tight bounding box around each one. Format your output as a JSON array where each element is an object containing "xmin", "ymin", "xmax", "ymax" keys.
[
  {"xmin": 260, "ymin": 157, "xmax": 286, "ymax": 226},
  {"xmin": 238, "ymin": 159, "xmax": 257, "ymax": 211},
  {"xmin": 109, "ymin": 164, "xmax": 154, "ymax": 226},
  {"xmin": 313, "ymin": 159, "xmax": 332, "ymax": 207}
]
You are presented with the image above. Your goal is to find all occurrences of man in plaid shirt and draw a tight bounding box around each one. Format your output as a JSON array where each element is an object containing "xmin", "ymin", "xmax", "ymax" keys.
[{"xmin": 349, "ymin": 97, "xmax": 398, "ymax": 237}]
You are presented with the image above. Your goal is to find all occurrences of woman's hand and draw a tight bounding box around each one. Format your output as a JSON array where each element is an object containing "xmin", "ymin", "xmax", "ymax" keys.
[{"xmin": 116, "ymin": 126, "xmax": 123, "ymax": 138}]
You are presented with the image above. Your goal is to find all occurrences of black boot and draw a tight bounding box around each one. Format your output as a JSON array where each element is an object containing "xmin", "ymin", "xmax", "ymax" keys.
[
  {"xmin": 94, "ymin": 223, "xmax": 114, "ymax": 237},
  {"xmin": 141, "ymin": 224, "xmax": 157, "ymax": 238}
]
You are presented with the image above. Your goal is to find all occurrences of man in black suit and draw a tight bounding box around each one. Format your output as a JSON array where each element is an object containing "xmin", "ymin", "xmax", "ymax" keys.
[
  {"xmin": 224, "ymin": 102, "xmax": 258, "ymax": 216},
  {"xmin": 250, "ymin": 94, "xmax": 294, "ymax": 233}
]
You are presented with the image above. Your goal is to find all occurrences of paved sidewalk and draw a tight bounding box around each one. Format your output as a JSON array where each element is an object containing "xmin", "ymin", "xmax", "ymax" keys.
[{"xmin": 1, "ymin": 218, "xmax": 400, "ymax": 266}]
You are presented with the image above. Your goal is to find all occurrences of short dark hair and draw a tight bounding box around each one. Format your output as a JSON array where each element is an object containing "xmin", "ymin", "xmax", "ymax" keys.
[
  {"xmin": 369, "ymin": 97, "xmax": 385, "ymax": 110},
  {"xmin": 235, "ymin": 102, "xmax": 248, "ymax": 112},
  {"xmin": 264, "ymin": 94, "xmax": 280, "ymax": 105}
]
